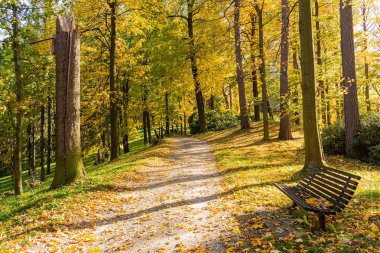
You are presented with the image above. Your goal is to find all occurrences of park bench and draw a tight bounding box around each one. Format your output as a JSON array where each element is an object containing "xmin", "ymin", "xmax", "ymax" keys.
[{"xmin": 275, "ymin": 165, "xmax": 361, "ymax": 230}]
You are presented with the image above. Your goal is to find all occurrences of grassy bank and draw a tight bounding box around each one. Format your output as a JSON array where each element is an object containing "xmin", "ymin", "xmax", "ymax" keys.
[
  {"xmin": 198, "ymin": 122, "xmax": 380, "ymax": 252},
  {"xmin": 0, "ymin": 138, "xmax": 170, "ymax": 250}
]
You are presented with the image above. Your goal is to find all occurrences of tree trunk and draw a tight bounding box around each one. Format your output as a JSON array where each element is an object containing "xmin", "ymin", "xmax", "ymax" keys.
[
  {"xmin": 362, "ymin": 4, "xmax": 370, "ymax": 112},
  {"xmin": 147, "ymin": 112, "xmax": 152, "ymax": 144},
  {"xmin": 255, "ymin": 5, "xmax": 270, "ymax": 141},
  {"xmin": 143, "ymin": 111, "xmax": 148, "ymax": 145},
  {"xmin": 122, "ymin": 78, "xmax": 130, "ymax": 153},
  {"xmin": 315, "ymin": 0, "xmax": 327, "ymax": 126},
  {"xmin": 27, "ymin": 123, "xmax": 35, "ymax": 182},
  {"xmin": 187, "ymin": 0, "xmax": 206, "ymax": 133},
  {"xmin": 165, "ymin": 93, "xmax": 170, "ymax": 135},
  {"xmin": 229, "ymin": 84, "xmax": 233, "ymax": 109},
  {"xmin": 234, "ymin": 0, "xmax": 250, "ymax": 129},
  {"xmin": 12, "ymin": 3, "xmax": 24, "ymax": 195},
  {"xmin": 47, "ymin": 96, "xmax": 52, "ymax": 174},
  {"xmin": 40, "ymin": 106, "xmax": 45, "ymax": 182},
  {"xmin": 292, "ymin": 50, "xmax": 301, "ymax": 125},
  {"xmin": 299, "ymin": 0, "xmax": 325, "ymax": 172},
  {"xmin": 340, "ymin": 0, "xmax": 360, "ymax": 157},
  {"xmin": 209, "ymin": 95, "xmax": 215, "ymax": 110},
  {"xmin": 109, "ymin": 1, "xmax": 120, "ymax": 160},
  {"xmin": 250, "ymin": 14, "xmax": 260, "ymax": 122},
  {"xmin": 279, "ymin": 0, "xmax": 293, "ymax": 140},
  {"xmin": 51, "ymin": 15, "xmax": 85, "ymax": 189},
  {"xmin": 184, "ymin": 112, "xmax": 187, "ymax": 135}
]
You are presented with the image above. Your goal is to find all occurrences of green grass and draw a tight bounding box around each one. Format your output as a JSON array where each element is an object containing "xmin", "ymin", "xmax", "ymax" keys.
[{"xmin": 198, "ymin": 121, "xmax": 380, "ymax": 252}]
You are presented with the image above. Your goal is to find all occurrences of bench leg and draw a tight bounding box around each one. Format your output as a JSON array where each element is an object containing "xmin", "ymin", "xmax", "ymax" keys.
[
  {"xmin": 287, "ymin": 202, "xmax": 297, "ymax": 214},
  {"xmin": 318, "ymin": 213, "xmax": 326, "ymax": 231}
]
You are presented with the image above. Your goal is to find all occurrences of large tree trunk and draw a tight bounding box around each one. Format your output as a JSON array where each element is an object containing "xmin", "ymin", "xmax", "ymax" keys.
[
  {"xmin": 147, "ymin": 112, "xmax": 152, "ymax": 144},
  {"xmin": 143, "ymin": 111, "xmax": 148, "ymax": 145},
  {"xmin": 47, "ymin": 97, "xmax": 52, "ymax": 174},
  {"xmin": 234, "ymin": 0, "xmax": 250, "ymax": 129},
  {"xmin": 250, "ymin": 14, "xmax": 260, "ymax": 122},
  {"xmin": 40, "ymin": 106, "xmax": 45, "ymax": 181},
  {"xmin": 51, "ymin": 16, "xmax": 85, "ymax": 189},
  {"xmin": 362, "ymin": 3, "xmax": 370, "ymax": 112},
  {"xmin": 187, "ymin": 0, "xmax": 206, "ymax": 133},
  {"xmin": 315, "ymin": 0, "xmax": 327, "ymax": 126},
  {"xmin": 279, "ymin": 0, "xmax": 293, "ymax": 140},
  {"xmin": 255, "ymin": 5, "xmax": 270, "ymax": 141},
  {"xmin": 299, "ymin": 0, "xmax": 325, "ymax": 172},
  {"xmin": 340, "ymin": 0, "xmax": 360, "ymax": 157},
  {"xmin": 184, "ymin": 112, "xmax": 187, "ymax": 135},
  {"xmin": 165, "ymin": 93, "xmax": 170, "ymax": 135},
  {"xmin": 109, "ymin": 1, "xmax": 120, "ymax": 160},
  {"xmin": 12, "ymin": 3, "xmax": 23, "ymax": 195}
]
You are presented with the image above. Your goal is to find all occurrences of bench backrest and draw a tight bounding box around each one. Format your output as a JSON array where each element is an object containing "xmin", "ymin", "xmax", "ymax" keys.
[{"xmin": 297, "ymin": 166, "xmax": 361, "ymax": 212}]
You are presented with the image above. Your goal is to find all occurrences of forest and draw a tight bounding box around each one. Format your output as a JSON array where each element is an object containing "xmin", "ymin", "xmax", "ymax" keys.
[{"xmin": 0, "ymin": 0, "xmax": 379, "ymax": 252}]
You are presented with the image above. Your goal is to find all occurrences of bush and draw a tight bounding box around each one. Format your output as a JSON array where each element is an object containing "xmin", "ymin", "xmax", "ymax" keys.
[
  {"xmin": 353, "ymin": 113, "xmax": 380, "ymax": 154},
  {"xmin": 368, "ymin": 145, "xmax": 380, "ymax": 165},
  {"xmin": 189, "ymin": 110, "xmax": 239, "ymax": 135},
  {"xmin": 322, "ymin": 121, "xmax": 346, "ymax": 155}
]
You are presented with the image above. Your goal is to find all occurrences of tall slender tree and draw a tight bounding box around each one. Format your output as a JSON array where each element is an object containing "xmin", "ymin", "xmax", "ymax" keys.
[
  {"xmin": 250, "ymin": 14, "xmax": 260, "ymax": 122},
  {"xmin": 279, "ymin": 0, "xmax": 292, "ymax": 140},
  {"xmin": 340, "ymin": 0, "xmax": 360, "ymax": 157},
  {"xmin": 11, "ymin": 3, "xmax": 24, "ymax": 195},
  {"xmin": 233, "ymin": 0, "xmax": 250, "ymax": 129},
  {"xmin": 299, "ymin": 0, "xmax": 325, "ymax": 172}
]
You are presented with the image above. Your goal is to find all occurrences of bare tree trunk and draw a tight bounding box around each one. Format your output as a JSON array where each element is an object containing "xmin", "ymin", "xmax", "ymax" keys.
[
  {"xmin": 255, "ymin": 4, "xmax": 270, "ymax": 141},
  {"xmin": 143, "ymin": 111, "xmax": 148, "ymax": 144},
  {"xmin": 292, "ymin": 50, "xmax": 301, "ymax": 125},
  {"xmin": 27, "ymin": 123, "xmax": 35, "ymax": 182},
  {"xmin": 187, "ymin": 0, "xmax": 206, "ymax": 133},
  {"xmin": 47, "ymin": 97, "xmax": 52, "ymax": 174},
  {"xmin": 299, "ymin": 0, "xmax": 325, "ymax": 172},
  {"xmin": 147, "ymin": 112, "xmax": 152, "ymax": 144},
  {"xmin": 315, "ymin": 0, "xmax": 327, "ymax": 126},
  {"xmin": 250, "ymin": 14, "xmax": 260, "ymax": 122},
  {"xmin": 362, "ymin": 3, "xmax": 370, "ymax": 112},
  {"xmin": 184, "ymin": 112, "xmax": 187, "ymax": 135},
  {"xmin": 234, "ymin": 0, "xmax": 250, "ymax": 129},
  {"xmin": 40, "ymin": 106, "xmax": 45, "ymax": 182},
  {"xmin": 340, "ymin": 0, "xmax": 360, "ymax": 157},
  {"xmin": 222, "ymin": 87, "xmax": 229, "ymax": 109},
  {"xmin": 229, "ymin": 84, "xmax": 233, "ymax": 109},
  {"xmin": 109, "ymin": 1, "xmax": 120, "ymax": 160},
  {"xmin": 279, "ymin": 0, "xmax": 293, "ymax": 140},
  {"xmin": 51, "ymin": 16, "xmax": 85, "ymax": 189},
  {"xmin": 165, "ymin": 93, "xmax": 170, "ymax": 135},
  {"xmin": 12, "ymin": 3, "xmax": 23, "ymax": 195}
]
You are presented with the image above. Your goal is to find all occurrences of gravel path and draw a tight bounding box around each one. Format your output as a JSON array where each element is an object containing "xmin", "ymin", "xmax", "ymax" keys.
[{"xmin": 89, "ymin": 137, "xmax": 234, "ymax": 252}]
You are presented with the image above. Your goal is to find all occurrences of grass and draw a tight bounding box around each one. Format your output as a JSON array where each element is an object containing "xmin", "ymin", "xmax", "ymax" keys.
[
  {"xmin": 0, "ymin": 136, "xmax": 171, "ymax": 250},
  {"xmin": 197, "ymin": 121, "xmax": 380, "ymax": 252}
]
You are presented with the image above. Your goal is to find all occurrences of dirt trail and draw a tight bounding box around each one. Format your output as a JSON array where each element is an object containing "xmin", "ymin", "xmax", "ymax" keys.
[{"xmin": 80, "ymin": 137, "xmax": 235, "ymax": 252}]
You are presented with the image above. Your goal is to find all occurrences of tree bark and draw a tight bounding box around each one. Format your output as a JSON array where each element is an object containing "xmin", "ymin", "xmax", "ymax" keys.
[
  {"xmin": 292, "ymin": 50, "xmax": 301, "ymax": 125},
  {"xmin": 47, "ymin": 97, "xmax": 52, "ymax": 174},
  {"xmin": 40, "ymin": 106, "xmax": 45, "ymax": 181},
  {"xmin": 184, "ymin": 112, "xmax": 187, "ymax": 135},
  {"xmin": 143, "ymin": 111, "xmax": 148, "ymax": 145},
  {"xmin": 234, "ymin": 0, "xmax": 250, "ymax": 129},
  {"xmin": 299, "ymin": 0, "xmax": 325, "ymax": 172},
  {"xmin": 27, "ymin": 123, "xmax": 35, "ymax": 182},
  {"xmin": 51, "ymin": 15, "xmax": 85, "ymax": 189},
  {"xmin": 279, "ymin": 0, "xmax": 293, "ymax": 140},
  {"xmin": 187, "ymin": 0, "xmax": 206, "ymax": 133},
  {"xmin": 362, "ymin": 3, "xmax": 370, "ymax": 112},
  {"xmin": 255, "ymin": 4, "xmax": 269, "ymax": 141},
  {"xmin": 122, "ymin": 79, "xmax": 130, "ymax": 153},
  {"xmin": 147, "ymin": 112, "xmax": 152, "ymax": 144},
  {"xmin": 165, "ymin": 93, "xmax": 170, "ymax": 135},
  {"xmin": 109, "ymin": 1, "xmax": 120, "ymax": 160},
  {"xmin": 340, "ymin": 0, "xmax": 360, "ymax": 157},
  {"xmin": 315, "ymin": 0, "xmax": 327, "ymax": 126},
  {"xmin": 12, "ymin": 3, "xmax": 24, "ymax": 195},
  {"xmin": 250, "ymin": 14, "xmax": 260, "ymax": 122}
]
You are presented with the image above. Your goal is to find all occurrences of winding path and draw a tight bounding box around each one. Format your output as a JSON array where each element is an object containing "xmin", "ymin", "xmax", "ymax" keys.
[{"xmin": 89, "ymin": 137, "xmax": 234, "ymax": 252}]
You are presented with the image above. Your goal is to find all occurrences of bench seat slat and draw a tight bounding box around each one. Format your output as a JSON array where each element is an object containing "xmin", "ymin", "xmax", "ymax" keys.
[
  {"xmin": 322, "ymin": 165, "xmax": 361, "ymax": 180},
  {"xmin": 312, "ymin": 174, "xmax": 355, "ymax": 196},
  {"xmin": 319, "ymin": 169, "xmax": 359, "ymax": 186},
  {"xmin": 299, "ymin": 180, "xmax": 350, "ymax": 205},
  {"xmin": 298, "ymin": 182, "xmax": 345, "ymax": 210},
  {"xmin": 303, "ymin": 172, "xmax": 358, "ymax": 191}
]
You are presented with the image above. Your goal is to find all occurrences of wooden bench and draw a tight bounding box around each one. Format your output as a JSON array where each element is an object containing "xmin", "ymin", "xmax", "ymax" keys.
[{"xmin": 275, "ymin": 165, "xmax": 361, "ymax": 230}]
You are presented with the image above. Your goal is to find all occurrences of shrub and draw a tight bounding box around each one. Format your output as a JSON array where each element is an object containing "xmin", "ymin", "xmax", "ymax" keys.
[
  {"xmin": 368, "ymin": 145, "xmax": 380, "ymax": 165},
  {"xmin": 322, "ymin": 121, "xmax": 346, "ymax": 155},
  {"xmin": 189, "ymin": 110, "xmax": 239, "ymax": 135},
  {"xmin": 353, "ymin": 113, "xmax": 380, "ymax": 155}
]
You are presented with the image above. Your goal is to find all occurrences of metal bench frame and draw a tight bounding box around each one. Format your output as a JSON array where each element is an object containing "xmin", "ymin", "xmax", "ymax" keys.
[{"xmin": 275, "ymin": 165, "xmax": 361, "ymax": 230}]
